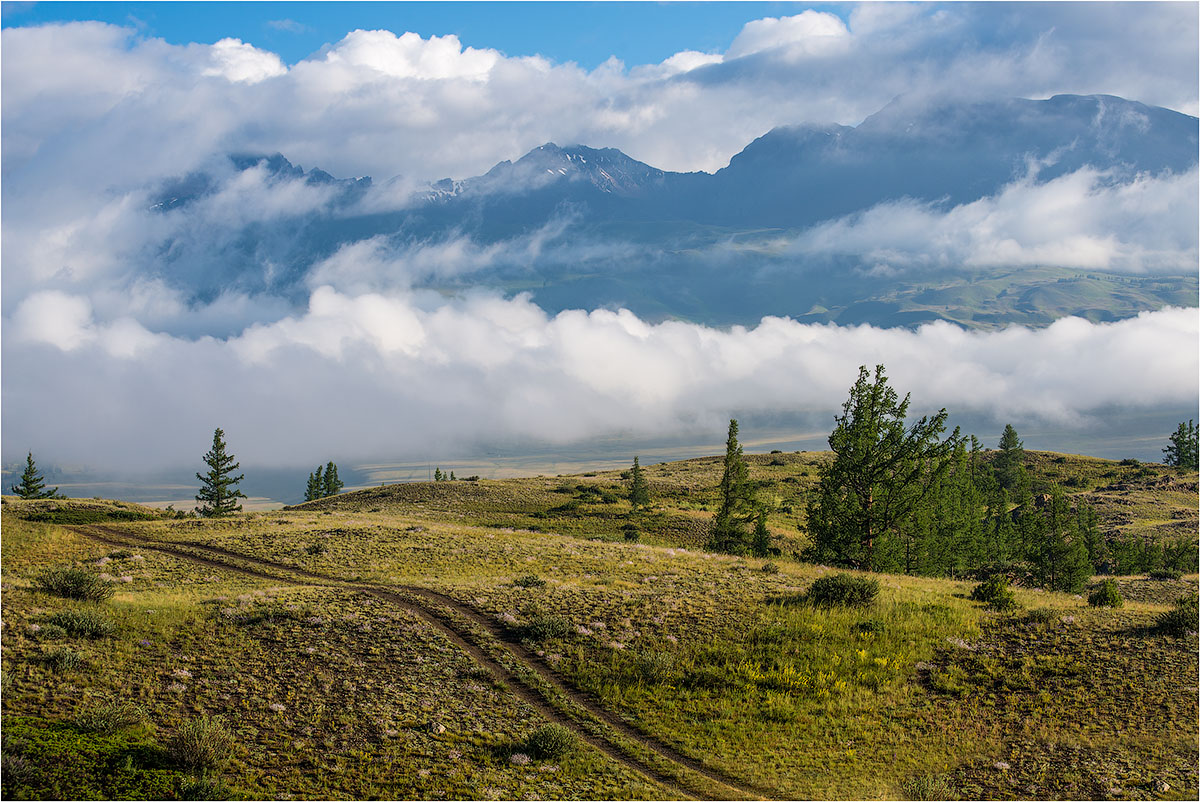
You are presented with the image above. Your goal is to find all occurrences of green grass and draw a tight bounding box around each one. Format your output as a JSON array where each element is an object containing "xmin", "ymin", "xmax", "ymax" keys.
[{"xmin": 2, "ymin": 451, "xmax": 1196, "ymax": 800}]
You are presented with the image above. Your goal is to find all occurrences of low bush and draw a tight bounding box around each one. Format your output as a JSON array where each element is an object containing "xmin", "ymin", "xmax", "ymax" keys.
[
  {"xmin": 803, "ymin": 574, "xmax": 879, "ymax": 608},
  {"xmin": 1149, "ymin": 568, "xmax": 1183, "ymax": 581},
  {"xmin": 1025, "ymin": 608, "xmax": 1060, "ymax": 625},
  {"xmin": 75, "ymin": 699, "xmax": 146, "ymax": 734},
  {"xmin": 970, "ymin": 575, "xmax": 1019, "ymax": 612},
  {"xmin": 43, "ymin": 647, "xmax": 85, "ymax": 674},
  {"xmin": 167, "ymin": 716, "xmax": 233, "ymax": 771},
  {"xmin": 632, "ymin": 650, "xmax": 674, "ymax": 684},
  {"xmin": 525, "ymin": 723, "xmax": 574, "ymax": 760},
  {"xmin": 1087, "ymin": 579, "xmax": 1123, "ymax": 608},
  {"xmin": 305, "ymin": 542, "xmax": 328, "ymax": 556},
  {"xmin": 43, "ymin": 609, "xmax": 114, "ymax": 639},
  {"xmin": 34, "ymin": 566, "xmax": 115, "ymax": 603},
  {"xmin": 901, "ymin": 774, "xmax": 956, "ymax": 800},
  {"xmin": 1155, "ymin": 597, "xmax": 1198, "ymax": 637},
  {"xmin": 512, "ymin": 574, "xmax": 546, "ymax": 589},
  {"xmin": 179, "ymin": 772, "xmax": 233, "ymax": 801},
  {"xmin": 621, "ymin": 523, "xmax": 640, "ymax": 543},
  {"xmin": 855, "ymin": 620, "xmax": 885, "ymax": 635},
  {"xmin": 35, "ymin": 624, "xmax": 67, "ymax": 641},
  {"xmin": 761, "ymin": 561, "xmax": 780, "ymax": 574},
  {"xmin": 518, "ymin": 615, "xmax": 573, "ymax": 642}
]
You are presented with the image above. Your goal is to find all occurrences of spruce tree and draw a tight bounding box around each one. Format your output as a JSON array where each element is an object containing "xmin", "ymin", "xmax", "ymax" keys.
[
  {"xmin": 751, "ymin": 510, "xmax": 772, "ymax": 558},
  {"xmin": 450, "ymin": 471, "xmax": 456, "ymax": 481},
  {"xmin": 708, "ymin": 419, "xmax": 757, "ymax": 554},
  {"xmin": 629, "ymin": 456, "xmax": 650, "ymax": 512},
  {"xmin": 1026, "ymin": 489, "xmax": 1092, "ymax": 592},
  {"xmin": 304, "ymin": 471, "xmax": 320, "ymax": 502},
  {"xmin": 10, "ymin": 451, "xmax": 59, "ymax": 499},
  {"xmin": 993, "ymin": 424, "xmax": 1027, "ymax": 491},
  {"xmin": 434, "ymin": 468, "xmax": 443, "ymax": 482},
  {"xmin": 323, "ymin": 462, "xmax": 342, "ymax": 497},
  {"xmin": 195, "ymin": 428, "xmax": 246, "ymax": 517},
  {"xmin": 1163, "ymin": 420, "xmax": 1199, "ymax": 469}
]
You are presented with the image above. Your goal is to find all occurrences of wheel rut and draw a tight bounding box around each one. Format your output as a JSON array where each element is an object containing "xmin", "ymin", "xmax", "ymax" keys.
[{"xmin": 73, "ymin": 524, "xmax": 772, "ymax": 801}]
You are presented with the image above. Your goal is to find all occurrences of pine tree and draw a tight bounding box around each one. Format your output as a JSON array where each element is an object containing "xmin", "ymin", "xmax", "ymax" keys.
[
  {"xmin": 195, "ymin": 428, "xmax": 246, "ymax": 517},
  {"xmin": 304, "ymin": 471, "xmax": 320, "ymax": 502},
  {"xmin": 323, "ymin": 462, "xmax": 342, "ymax": 497},
  {"xmin": 1026, "ymin": 489, "xmax": 1092, "ymax": 592},
  {"xmin": 449, "ymin": 471, "xmax": 456, "ymax": 481},
  {"xmin": 628, "ymin": 456, "xmax": 650, "ymax": 512},
  {"xmin": 751, "ymin": 510, "xmax": 772, "ymax": 558},
  {"xmin": 1163, "ymin": 420, "xmax": 1199, "ymax": 469},
  {"xmin": 10, "ymin": 451, "xmax": 59, "ymax": 499},
  {"xmin": 993, "ymin": 424, "xmax": 1027, "ymax": 491},
  {"xmin": 708, "ymin": 419, "xmax": 757, "ymax": 554},
  {"xmin": 434, "ymin": 468, "xmax": 443, "ymax": 482},
  {"xmin": 804, "ymin": 365, "xmax": 957, "ymax": 572}
]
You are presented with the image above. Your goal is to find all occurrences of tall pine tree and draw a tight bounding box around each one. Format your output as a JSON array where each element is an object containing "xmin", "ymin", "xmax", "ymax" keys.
[
  {"xmin": 708, "ymin": 419, "xmax": 758, "ymax": 554},
  {"xmin": 994, "ymin": 424, "xmax": 1027, "ymax": 491},
  {"xmin": 323, "ymin": 462, "xmax": 343, "ymax": 497},
  {"xmin": 195, "ymin": 428, "xmax": 246, "ymax": 517},
  {"xmin": 628, "ymin": 456, "xmax": 650, "ymax": 512},
  {"xmin": 1163, "ymin": 420, "xmax": 1199, "ymax": 469},
  {"xmin": 10, "ymin": 451, "xmax": 59, "ymax": 499}
]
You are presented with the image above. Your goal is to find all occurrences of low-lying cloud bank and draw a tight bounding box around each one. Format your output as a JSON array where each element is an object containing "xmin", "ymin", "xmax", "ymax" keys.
[{"xmin": 4, "ymin": 288, "xmax": 1195, "ymax": 470}]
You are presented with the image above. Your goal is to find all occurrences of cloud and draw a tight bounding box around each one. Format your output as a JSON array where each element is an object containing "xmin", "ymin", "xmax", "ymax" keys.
[
  {"xmin": 201, "ymin": 38, "xmax": 287, "ymax": 83},
  {"xmin": 726, "ymin": 10, "xmax": 851, "ymax": 59},
  {"xmin": 266, "ymin": 19, "xmax": 308, "ymax": 34},
  {"xmin": 3, "ymin": 286, "xmax": 1195, "ymax": 470},
  {"xmin": 790, "ymin": 166, "xmax": 1200, "ymax": 273}
]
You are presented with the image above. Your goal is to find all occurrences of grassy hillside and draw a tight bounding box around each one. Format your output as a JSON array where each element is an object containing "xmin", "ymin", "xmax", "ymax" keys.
[{"xmin": 1, "ymin": 453, "xmax": 1196, "ymax": 800}]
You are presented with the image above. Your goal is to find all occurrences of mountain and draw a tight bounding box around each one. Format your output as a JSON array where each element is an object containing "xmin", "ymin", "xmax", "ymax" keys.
[{"xmin": 144, "ymin": 94, "xmax": 1198, "ymax": 328}]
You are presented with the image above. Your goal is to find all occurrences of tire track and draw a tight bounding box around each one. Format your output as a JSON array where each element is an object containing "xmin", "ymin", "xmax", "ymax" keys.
[{"xmin": 74, "ymin": 524, "xmax": 769, "ymax": 800}]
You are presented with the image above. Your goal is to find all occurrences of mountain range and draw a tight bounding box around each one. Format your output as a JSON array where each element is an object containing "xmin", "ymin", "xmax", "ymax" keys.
[{"xmin": 150, "ymin": 94, "xmax": 1198, "ymax": 329}]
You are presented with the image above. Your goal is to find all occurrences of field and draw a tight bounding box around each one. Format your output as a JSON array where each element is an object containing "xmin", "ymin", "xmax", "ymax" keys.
[{"xmin": 1, "ymin": 451, "xmax": 1196, "ymax": 800}]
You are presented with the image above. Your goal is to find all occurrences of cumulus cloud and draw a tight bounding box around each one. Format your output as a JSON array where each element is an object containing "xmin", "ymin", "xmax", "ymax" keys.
[
  {"xmin": 3, "ymin": 286, "xmax": 1195, "ymax": 470},
  {"xmin": 791, "ymin": 166, "xmax": 1200, "ymax": 273}
]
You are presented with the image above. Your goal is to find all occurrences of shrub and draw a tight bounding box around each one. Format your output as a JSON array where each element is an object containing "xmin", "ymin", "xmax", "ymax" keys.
[
  {"xmin": 1087, "ymin": 579, "xmax": 1123, "ymax": 608},
  {"xmin": 179, "ymin": 772, "xmax": 232, "ymax": 801},
  {"xmin": 305, "ymin": 542, "xmax": 328, "ymax": 556},
  {"xmin": 43, "ymin": 609, "xmax": 114, "ymax": 639},
  {"xmin": 75, "ymin": 699, "xmax": 146, "ymax": 734},
  {"xmin": 34, "ymin": 566, "xmax": 115, "ymax": 602},
  {"xmin": 35, "ymin": 624, "xmax": 68, "ymax": 640},
  {"xmin": 621, "ymin": 523, "xmax": 640, "ymax": 543},
  {"xmin": 901, "ymin": 774, "xmax": 955, "ymax": 800},
  {"xmin": 1025, "ymin": 608, "xmax": 1059, "ymax": 625},
  {"xmin": 1150, "ymin": 568, "xmax": 1183, "ymax": 581},
  {"xmin": 855, "ymin": 620, "xmax": 885, "ymax": 635},
  {"xmin": 525, "ymin": 723, "xmax": 574, "ymax": 760},
  {"xmin": 803, "ymin": 574, "xmax": 879, "ymax": 608},
  {"xmin": 518, "ymin": 615, "xmax": 573, "ymax": 642},
  {"xmin": 970, "ymin": 576, "xmax": 1019, "ymax": 612},
  {"xmin": 43, "ymin": 647, "xmax": 85, "ymax": 674},
  {"xmin": 761, "ymin": 561, "xmax": 780, "ymax": 574},
  {"xmin": 513, "ymin": 574, "xmax": 546, "ymax": 588},
  {"xmin": 167, "ymin": 716, "xmax": 233, "ymax": 771},
  {"xmin": 1155, "ymin": 597, "xmax": 1198, "ymax": 637},
  {"xmin": 632, "ymin": 650, "xmax": 674, "ymax": 683}
]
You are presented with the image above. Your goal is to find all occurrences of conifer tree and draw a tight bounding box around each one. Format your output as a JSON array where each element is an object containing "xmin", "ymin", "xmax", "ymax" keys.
[
  {"xmin": 323, "ymin": 462, "xmax": 343, "ymax": 497},
  {"xmin": 628, "ymin": 455, "xmax": 650, "ymax": 511},
  {"xmin": 449, "ymin": 471, "xmax": 456, "ymax": 481},
  {"xmin": 195, "ymin": 428, "xmax": 246, "ymax": 517},
  {"xmin": 10, "ymin": 451, "xmax": 59, "ymax": 499},
  {"xmin": 804, "ymin": 365, "xmax": 957, "ymax": 572},
  {"xmin": 434, "ymin": 468, "xmax": 443, "ymax": 482},
  {"xmin": 304, "ymin": 470, "xmax": 320, "ymax": 502},
  {"xmin": 751, "ymin": 510, "xmax": 772, "ymax": 558},
  {"xmin": 1163, "ymin": 420, "xmax": 1199, "ymax": 469},
  {"xmin": 993, "ymin": 424, "xmax": 1027, "ymax": 491},
  {"xmin": 708, "ymin": 419, "xmax": 757, "ymax": 554},
  {"xmin": 1025, "ymin": 488, "xmax": 1092, "ymax": 592}
]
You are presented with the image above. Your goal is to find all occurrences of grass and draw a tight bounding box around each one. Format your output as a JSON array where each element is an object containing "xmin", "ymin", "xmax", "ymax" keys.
[{"xmin": 1, "ymin": 451, "xmax": 1196, "ymax": 800}]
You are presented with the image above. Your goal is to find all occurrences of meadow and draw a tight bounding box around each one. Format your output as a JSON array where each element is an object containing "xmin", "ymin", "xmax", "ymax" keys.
[{"xmin": 1, "ymin": 451, "xmax": 1195, "ymax": 800}]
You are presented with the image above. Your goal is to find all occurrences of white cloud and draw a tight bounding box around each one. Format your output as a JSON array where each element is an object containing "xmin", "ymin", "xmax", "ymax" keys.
[
  {"xmin": 3, "ymin": 286, "xmax": 1195, "ymax": 469},
  {"xmin": 790, "ymin": 167, "xmax": 1199, "ymax": 273},
  {"xmin": 201, "ymin": 38, "xmax": 287, "ymax": 83},
  {"xmin": 727, "ymin": 11, "xmax": 852, "ymax": 59}
]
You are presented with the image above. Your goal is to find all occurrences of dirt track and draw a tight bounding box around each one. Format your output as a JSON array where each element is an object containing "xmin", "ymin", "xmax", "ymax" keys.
[{"xmin": 73, "ymin": 524, "xmax": 773, "ymax": 801}]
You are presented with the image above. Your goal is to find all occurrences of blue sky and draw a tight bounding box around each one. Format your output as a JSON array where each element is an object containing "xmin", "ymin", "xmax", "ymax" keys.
[{"xmin": 2, "ymin": 1, "xmax": 847, "ymax": 68}]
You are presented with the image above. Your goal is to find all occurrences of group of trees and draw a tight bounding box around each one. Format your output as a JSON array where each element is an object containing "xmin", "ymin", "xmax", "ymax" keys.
[
  {"xmin": 1164, "ymin": 420, "xmax": 1199, "ymax": 469},
  {"xmin": 798, "ymin": 365, "xmax": 1195, "ymax": 591},
  {"xmin": 304, "ymin": 462, "xmax": 344, "ymax": 501},
  {"xmin": 433, "ymin": 468, "xmax": 456, "ymax": 482}
]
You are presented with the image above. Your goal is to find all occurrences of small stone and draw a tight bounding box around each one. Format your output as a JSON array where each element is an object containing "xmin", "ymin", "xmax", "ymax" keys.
[
  {"xmin": 428, "ymin": 721, "xmax": 446, "ymax": 735},
  {"xmin": 993, "ymin": 761, "xmax": 1010, "ymax": 771},
  {"xmin": 1155, "ymin": 780, "xmax": 1171, "ymax": 793}
]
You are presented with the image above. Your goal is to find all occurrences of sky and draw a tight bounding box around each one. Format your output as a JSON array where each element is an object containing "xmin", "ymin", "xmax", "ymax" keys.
[{"xmin": 2, "ymin": 2, "xmax": 1197, "ymax": 484}]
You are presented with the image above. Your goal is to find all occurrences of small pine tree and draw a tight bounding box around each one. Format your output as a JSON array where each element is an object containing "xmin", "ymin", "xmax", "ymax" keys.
[
  {"xmin": 994, "ymin": 424, "xmax": 1027, "ymax": 491},
  {"xmin": 708, "ymin": 419, "xmax": 757, "ymax": 554},
  {"xmin": 434, "ymin": 468, "xmax": 443, "ymax": 482},
  {"xmin": 304, "ymin": 471, "xmax": 320, "ymax": 502},
  {"xmin": 195, "ymin": 428, "xmax": 246, "ymax": 518},
  {"xmin": 751, "ymin": 510, "xmax": 772, "ymax": 558},
  {"xmin": 323, "ymin": 462, "xmax": 342, "ymax": 497},
  {"xmin": 449, "ymin": 471, "xmax": 456, "ymax": 481},
  {"xmin": 628, "ymin": 456, "xmax": 650, "ymax": 511},
  {"xmin": 10, "ymin": 451, "xmax": 60, "ymax": 499},
  {"xmin": 1163, "ymin": 420, "xmax": 1199, "ymax": 469}
]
